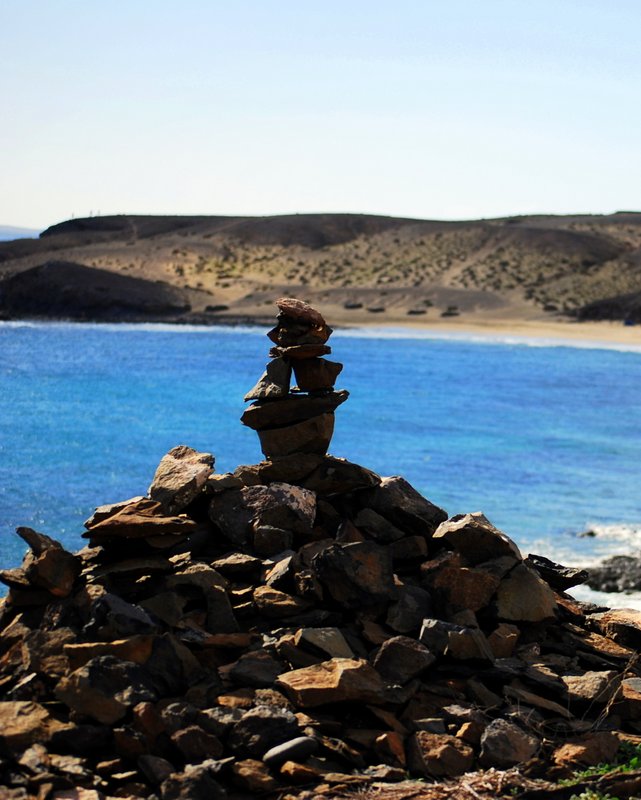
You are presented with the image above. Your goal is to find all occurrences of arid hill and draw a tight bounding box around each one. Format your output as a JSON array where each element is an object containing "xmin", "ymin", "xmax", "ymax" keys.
[{"xmin": 1, "ymin": 212, "xmax": 641, "ymax": 325}]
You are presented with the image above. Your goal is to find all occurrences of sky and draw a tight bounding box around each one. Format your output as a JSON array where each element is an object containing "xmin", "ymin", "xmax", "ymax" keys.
[{"xmin": 2, "ymin": 0, "xmax": 641, "ymax": 229}]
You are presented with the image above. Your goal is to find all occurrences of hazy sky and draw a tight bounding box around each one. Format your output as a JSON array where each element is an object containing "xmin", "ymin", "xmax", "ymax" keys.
[{"xmin": 2, "ymin": 0, "xmax": 640, "ymax": 228}]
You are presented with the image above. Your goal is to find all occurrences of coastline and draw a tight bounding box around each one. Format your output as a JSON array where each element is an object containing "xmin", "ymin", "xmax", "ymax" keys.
[{"xmin": 3, "ymin": 312, "xmax": 641, "ymax": 352}]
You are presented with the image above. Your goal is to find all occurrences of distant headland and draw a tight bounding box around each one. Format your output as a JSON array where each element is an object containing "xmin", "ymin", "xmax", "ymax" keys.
[{"xmin": 1, "ymin": 212, "xmax": 640, "ymax": 338}]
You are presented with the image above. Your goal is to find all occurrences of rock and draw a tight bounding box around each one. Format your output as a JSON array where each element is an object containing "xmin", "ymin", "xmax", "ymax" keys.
[
  {"xmin": 525, "ymin": 553, "xmax": 589, "ymax": 590},
  {"xmin": 479, "ymin": 719, "xmax": 539, "ymax": 767},
  {"xmin": 587, "ymin": 555, "xmax": 641, "ymax": 593},
  {"xmin": 430, "ymin": 565, "xmax": 500, "ymax": 612},
  {"xmin": 591, "ymin": 608, "xmax": 641, "ymax": 648},
  {"xmin": 241, "ymin": 390, "xmax": 348, "ymax": 430},
  {"xmin": 353, "ymin": 508, "xmax": 407, "ymax": 543},
  {"xmin": 138, "ymin": 754, "xmax": 175, "ymax": 786},
  {"xmin": 209, "ymin": 482, "xmax": 316, "ymax": 545},
  {"xmin": 373, "ymin": 636, "xmax": 435, "ymax": 684},
  {"xmin": 617, "ymin": 677, "xmax": 641, "ymax": 719},
  {"xmin": 227, "ymin": 649, "xmax": 286, "ymax": 688},
  {"xmin": 277, "ymin": 658, "xmax": 386, "ymax": 707},
  {"xmin": 55, "ymin": 655, "xmax": 156, "ymax": 724},
  {"xmin": 432, "ymin": 512, "xmax": 522, "ymax": 564},
  {"xmin": 446, "ymin": 627, "xmax": 494, "ymax": 661},
  {"xmin": 312, "ymin": 541, "xmax": 396, "ymax": 610},
  {"xmin": 552, "ymin": 732, "xmax": 619, "ymax": 769},
  {"xmin": 418, "ymin": 618, "xmax": 463, "ymax": 656},
  {"xmin": 64, "ymin": 636, "xmax": 156, "ymax": 670},
  {"xmin": 0, "ymin": 701, "xmax": 71, "ymax": 751},
  {"xmin": 386, "ymin": 583, "xmax": 432, "ymax": 634},
  {"xmin": 84, "ymin": 497, "xmax": 146, "ymax": 528},
  {"xmin": 84, "ymin": 592, "xmax": 159, "ymax": 638},
  {"xmin": 263, "ymin": 736, "xmax": 319, "ymax": 766},
  {"xmin": 227, "ymin": 705, "xmax": 300, "ymax": 757},
  {"xmin": 253, "ymin": 585, "xmax": 311, "ymax": 617},
  {"xmin": 495, "ymin": 563, "xmax": 557, "ymax": 621},
  {"xmin": 252, "ymin": 525, "xmax": 293, "ymax": 555},
  {"xmin": 301, "ymin": 456, "xmax": 381, "ymax": 495},
  {"xmin": 12, "ymin": 527, "xmax": 81, "ymax": 597},
  {"xmin": 562, "ymin": 670, "xmax": 619, "ymax": 704},
  {"xmin": 487, "ymin": 623, "xmax": 520, "ymax": 658},
  {"xmin": 270, "ymin": 344, "xmax": 331, "ymax": 360},
  {"xmin": 276, "ymin": 297, "xmax": 327, "ymax": 327},
  {"xmin": 292, "ymin": 358, "xmax": 343, "ymax": 391},
  {"xmin": 294, "ymin": 627, "xmax": 354, "ymax": 659},
  {"xmin": 160, "ymin": 760, "xmax": 227, "ymax": 800},
  {"xmin": 356, "ymin": 476, "xmax": 447, "ymax": 537},
  {"xmin": 257, "ymin": 413, "xmax": 335, "ymax": 458},
  {"xmin": 171, "ymin": 725, "xmax": 224, "ymax": 761},
  {"xmin": 231, "ymin": 758, "xmax": 279, "ymax": 792},
  {"xmin": 244, "ymin": 356, "xmax": 291, "ymax": 401},
  {"xmin": 83, "ymin": 497, "xmax": 197, "ymax": 539},
  {"xmin": 148, "ymin": 445, "xmax": 214, "ymax": 513},
  {"xmin": 407, "ymin": 731, "xmax": 475, "ymax": 777}
]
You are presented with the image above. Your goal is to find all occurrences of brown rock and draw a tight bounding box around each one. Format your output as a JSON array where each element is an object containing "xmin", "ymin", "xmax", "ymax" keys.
[
  {"xmin": 0, "ymin": 701, "xmax": 71, "ymax": 751},
  {"xmin": 235, "ymin": 453, "xmax": 323, "ymax": 485},
  {"xmin": 353, "ymin": 508, "xmax": 407, "ymax": 543},
  {"xmin": 228, "ymin": 651, "xmax": 285, "ymax": 689},
  {"xmin": 487, "ymin": 623, "xmax": 520, "ymax": 658},
  {"xmin": 244, "ymin": 356, "xmax": 291, "ymax": 401},
  {"xmin": 294, "ymin": 627, "xmax": 354, "ymax": 659},
  {"xmin": 618, "ymin": 677, "xmax": 641, "ymax": 719},
  {"xmin": 479, "ymin": 719, "xmax": 539, "ymax": 768},
  {"xmin": 84, "ymin": 496, "xmax": 145, "ymax": 528},
  {"xmin": 83, "ymin": 497, "xmax": 197, "ymax": 539},
  {"xmin": 495, "ymin": 563, "xmax": 557, "ymax": 621},
  {"xmin": 64, "ymin": 636, "xmax": 156, "ymax": 670},
  {"xmin": 552, "ymin": 732, "xmax": 619, "ymax": 769},
  {"xmin": 374, "ymin": 731, "xmax": 406, "ymax": 767},
  {"xmin": 389, "ymin": 535, "xmax": 429, "ymax": 562},
  {"xmin": 373, "ymin": 636, "xmax": 435, "ymax": 684},
  {"xmin": 276, "ymin": 297, "xmax": 327, "ymax": 327},
  {"xmin": 386, "ymin": 583, "xmax": 433, "ymax": 634},
  {"xmin": 407, "ymin": 731, "xmax": 474, "ymax": 777},
  {"xmin": 431, "ymin": 565, "xmax": 500, "ymax": 611},
  {"xmin": 301, "ymin": 456, "xmax": 381, "ymax": 494},
  {"xmin": 277, "ymin": 658, "xmax": 386, "ymax": 707},
  {"xmin": 591, "ymin": 608, "xmax": 641, "ymax": 648},
  {"xmin": 432, "ymin": 512, "xmax": 522, "ymax": 564},
  {"xmin": 312, "ymin": 541, "xmax": 396, "ymax": 610},
  {"xmin": 171, "ymin": 725, "xmax": 224, "ymax": 761},
  {"xmin": 232, "ymin": 758, "xmax": 278, "ymax": 792},
  {"xmin": 562, "ymin": 670, "xmax": 619, "ymax": 704},
  {"xmin": 257, "ymin": 412, "xmax": 335, "ymax": 457},
  {"xmin": 228, "ymin": 704, "xmax": 300, "ymax": 757},
  {"xmin": 253, "ymin": 585, "xmax": 311, "ymax": 618},
  {"xmin": 292, "ymin": 358, "xmax": 343, "ymax": 391},
  {"xmin": 279, "ymin": 759, "xmax": 322, "ymax": 782},
  {"xmin": 356, "ymin": 476, "xmax": 447, "ymax": 537},
  {"xmin": 446, "ymin": 627, "xmax": 494, "ymax": 661},
  {"xmin": 148, "ymin": 445, "xmax": 214, "ymax": 513},
  {"xmin": 160, "ymin": 760, "xmax": 227, "ymax": 800},
  {"xmin": 241, "ymin": 390, "xmax": 348, "ymax": 430},
  {"xmin": 55, "ymin": 655, "xmax": 156, "ymax": 725},
  {"xmin": 269, "ymin": 343, "xmax": 331, "ymax": 360},
  {"xmin": 252, "ymin": 525, "xmax": 293, "ymax": 556}
]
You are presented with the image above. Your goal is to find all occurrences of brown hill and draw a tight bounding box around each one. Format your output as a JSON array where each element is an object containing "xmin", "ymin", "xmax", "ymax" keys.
[{"xmin": 2, "ymin": 212, "xmax": 641, "ymax": 325}]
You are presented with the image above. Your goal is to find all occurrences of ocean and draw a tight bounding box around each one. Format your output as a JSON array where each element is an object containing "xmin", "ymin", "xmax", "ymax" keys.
[{"xmin": 2, "ymin": 321, "xmax": 641, "ymax": 607}]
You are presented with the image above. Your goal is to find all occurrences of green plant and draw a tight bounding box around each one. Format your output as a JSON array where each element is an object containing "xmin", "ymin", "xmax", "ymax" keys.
[{"xmin": 568, "ymin": 791, "xmax": 620, "ymax": 800}]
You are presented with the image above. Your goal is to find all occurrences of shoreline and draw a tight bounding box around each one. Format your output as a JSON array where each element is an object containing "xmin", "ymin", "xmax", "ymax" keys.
[{"xmin": 3, "ymin": 313, "xmax": 641, "ymax": 351}]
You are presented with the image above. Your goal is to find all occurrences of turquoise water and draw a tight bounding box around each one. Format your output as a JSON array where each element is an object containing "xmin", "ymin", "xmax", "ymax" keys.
[{"xmin": 1, "ymin": 322, "xmax": 641, "ymax": 578}]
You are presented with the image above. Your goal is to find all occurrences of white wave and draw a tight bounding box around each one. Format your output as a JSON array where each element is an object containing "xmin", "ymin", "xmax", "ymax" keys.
[
  {"xmin": 570, "ymin": 584, "xmax": 641, "ymax": 611},
  {"xmin": 0, "ymin": 320, "xmax": 268, "ymax": 335}
]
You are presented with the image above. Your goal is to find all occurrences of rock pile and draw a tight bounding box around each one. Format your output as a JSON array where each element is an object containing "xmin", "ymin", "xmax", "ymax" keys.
[
  {"xmin": 1, "ymin": 302, "xmax": 641, "ymax": 799},
  {"xmin": 242, "ymin": 298, "xmax": 347, "ymax": 459}
]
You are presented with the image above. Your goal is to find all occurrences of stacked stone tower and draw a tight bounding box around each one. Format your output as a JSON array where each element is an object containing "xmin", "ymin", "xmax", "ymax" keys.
[{"xmin": 241, "ymin": 298, "xmax": 348, "ymax": 457}]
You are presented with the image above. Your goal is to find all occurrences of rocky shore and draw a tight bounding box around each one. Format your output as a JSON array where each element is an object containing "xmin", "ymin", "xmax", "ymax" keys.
[{"xmin": 2, "ymin": 301, "xmax": 641, "ymax": 800}]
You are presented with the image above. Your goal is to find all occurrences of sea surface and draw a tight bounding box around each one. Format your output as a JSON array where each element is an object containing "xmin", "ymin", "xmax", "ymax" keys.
[{"xmin": 2, "ymin": 321, "xmax": 641, "ymax": 607}]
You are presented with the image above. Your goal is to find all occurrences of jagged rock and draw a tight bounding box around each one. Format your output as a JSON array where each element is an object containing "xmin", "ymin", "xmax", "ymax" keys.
[
  {"xmin": 312, "ymin": 541, "xmax": 396, "ymax": 610},
  {"xmin": 227, "ymin": 705, "xmax": 300, "ymax": 757},
  {"xmin": 277, "ymin": 658, "xmax": 386, "ymax": 707},
  {"xmin": 241, "ymin": 390, "xmax": 348, "ymax": 430},
  {"xmin": 257, "ymin": 412, "xmax": 335, "ymax": 457},
  {"xmin": 385, "ymin": 583, "xmax": 432, "ymax": 634},
  {"xmin": 55, "ymin": 655, "xmax": 156, "ymax": 724},
  {"xmin": 252, "ymin": 525, "xmax": 293, "ymax": 555},
  {"xmin": 430, "ymin": 565, "xmax": 500, "ymax": 612},
  {"xmin": 446, "ymin": 627, "xmax": 494, "ymax": 661},
  {"xmin": 276, "ymin": 297, "xmax": 327, "ymax": 327},
  {"xmin": 487, "ymin": 623, "xmax": 520, "ymax": 657},
  {"xmin": 83, "ymin": 497, "xmax": 197, "ymax": 539},
  {"xmin": 495, "ymin": 563, "xmax": 557, "ymax": 622},
  {"xmin": 244, "ymin": 357, "xmax": 291, "ymax": 401},
  {"xmin": 356, "ymin": 476, "xmax": 447, "ymax": 537},
  {"xmin": 591, "ymin": 608, "xmax": 641, "ymax": 648},
  {"xmin": 373, "ymin": 636, "xmax": 435, "ymax": 683},
  {"xmin": 418, "ymin": 618, "xmax": 463, "ymax": 656},
  {"xmin": 433, "ymin": 513, "xmax": 522, "ymax": 564},
  {"xmin": 209, "ymin": 482, "xmax": 316, "ymax": 545},
  {"xmin": 84, "ymin": 592, "xmax": 159, "ymax": 638},
  {"xmin": 148, "ymin": 445, "xmax": 214, "ymax": 513},
  {"xmin": 526, "ymin": 553, "xmax": 589, "ymax": 590},
  {"xmin": 353, "ymin": 508, "xmax": 407, "ymax": 543},
  {"xmin": 231, "ymin": 758, "xmax": 278, "ymax": 791},
  {"xmin": 407, "ymin": 731, "xmax": 475, "ymax": 777},
  {"xmin": 138, "ymin": 754, "xmax": 175, "ymax": 786},
  {"xmin": 6, "ymin": 527, "xmax": 82, "ymax": 598},
  {"xmin": 294, "ymin": 627, "xmax": 354, "ymax": 659},
  {"xmin": 228, "ymin": 650, "xmax": 285, "ymax": 688},
  {"xmin": 171, "ymin": 725, "xmax": 224, "ymax": 761},
  {"xmin": 253, "ymin": 585, "xmax": 311, "ymax": 618},
  {"xmin": 292, "ymin": 358, "xmax": 343, "ymax": 391},
  {"xmin": 0, "ymin": 701, "xmax": 71, "ymax": 751},
  {"xmin": 160, "ymin": 759, "xmax": 227, "ymax": 800},
  {"xmin": 552, "ymin": 731, "xmax": 619, "ymax": 769},
  {"xmin": 617, "ymin": 677, "xmax": 641, "ymax": 719},
  {"xmin": 562, "ymin": 670, "xmax": 619, "ymax": 703},
  {"xmin": 301, "ymin": 456, "xmax": 381, "ymax": 494},
  {"xmin": 84, "ymin": 497, "xmax": 146, "ymax": 528},
  {"xmin": 479, "ymin": 719, "xmax": 539, "ymax": 767},
  {"xmin": 269, "ymin": 344, "xmax": 331, "ymax": 360}
]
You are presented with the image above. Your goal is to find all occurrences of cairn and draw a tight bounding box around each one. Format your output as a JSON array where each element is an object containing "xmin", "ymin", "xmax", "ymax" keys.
[{"xmin": 241, "ymin": 298, "xmax": 348, "ymax": 458}]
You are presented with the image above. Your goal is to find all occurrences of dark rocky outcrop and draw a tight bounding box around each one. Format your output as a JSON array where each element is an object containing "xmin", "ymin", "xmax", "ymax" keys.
[{"xmin": 0, "ymin": 261, "xmax": 193, "ymax": 321}]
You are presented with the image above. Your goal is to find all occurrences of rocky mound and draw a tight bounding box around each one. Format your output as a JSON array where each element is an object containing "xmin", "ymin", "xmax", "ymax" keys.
[
  {"xmin": 0, "ymin": 261, "xmax": 192, "ymax": 322},
  {"xmin": 4, "ymin": 447, "xmax": 641, "ymax": 799}
]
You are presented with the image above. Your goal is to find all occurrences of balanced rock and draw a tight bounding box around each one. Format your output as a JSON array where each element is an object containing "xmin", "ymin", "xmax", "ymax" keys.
[{"xmin": 148, "ymin": 445, "xmax": 214, "ymax": 513}]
